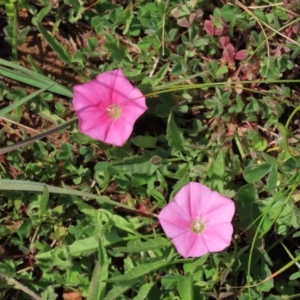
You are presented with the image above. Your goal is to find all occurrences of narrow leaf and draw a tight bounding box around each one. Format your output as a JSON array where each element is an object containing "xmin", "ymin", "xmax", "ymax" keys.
[
  {"xmin": 113, "ymin": 237, "xmax": 171, "ymax": 253},
  {"xmin": 0, "ymin": 179, "xmax": 136, "ymax": 211},
  {"xmin": 39, "ymin": 186, "xmax": 49, "ymax": 219},
  {"xmin": 36, "ymin": 232, "xmax": 122, "ymax": 260},
  {"xmin": 96, "ymin": 235, "xmax": 109, "ymax": 300},
  {"xmin": 36, "ymin": 23, "xmax": 73, "ymax": 65},
  {"xmin": 103, "ymin": 280, "xmax": 138, "ymax": 300},
  {"xmin": 105, "ymin": 260, "xmax": 169, "ymax": 283},
  {"xmin": 177, "ymin": 275, "xmax": 193, "ymax": 300},
  {"xmin": 0, "ymin": 84, "xmax": 53, "ymax": 116},
  {"xmin": 166, "ymin": 112, "xmax": 184, "ymax": 151},
  {"xmin": 87, "ymin": 262, "xmax": 103, "ymax": 300},
  {"xmin": 0, "ymin": 59, "xmax": 72, "ymax": 97},
  {"xmin": 132, "ymin": 283, "xmax": 154, "ymax": 300}
]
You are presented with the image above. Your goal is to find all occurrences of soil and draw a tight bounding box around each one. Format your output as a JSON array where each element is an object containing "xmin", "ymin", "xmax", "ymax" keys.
[
  {"xmin": 0, "ymin": 6, "xmax": 105, "ymax": 145},
  {"xmin": 0, "ymin": 7, "xmax": 88, "ymax": 85}
]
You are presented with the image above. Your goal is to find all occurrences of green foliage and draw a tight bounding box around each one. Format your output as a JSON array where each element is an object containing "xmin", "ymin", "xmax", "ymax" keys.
[{"xmin": 1, "ymin": 0, "xmax": 300, "ymax": 299}]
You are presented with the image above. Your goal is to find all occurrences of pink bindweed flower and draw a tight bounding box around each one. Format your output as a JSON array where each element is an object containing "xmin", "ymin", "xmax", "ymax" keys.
[
  {"xmin": 72, "ymin": 69, "xmax": 147, "ymax": 146},
  {"xmin": 158, "ymin": 182, "xmax": 235, "ymax": 258}
]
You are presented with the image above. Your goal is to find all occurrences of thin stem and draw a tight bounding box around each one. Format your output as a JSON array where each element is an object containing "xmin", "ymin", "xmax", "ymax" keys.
[
  {"xmin": 0, "ymin": 274, "xmax": 42, "ymax": 300},
  {"xmin": 234, "ymin": 135, "xmax": 245, "ymax": 158},
  {"xmin": 0, "ymin": 117, "xmax": 77, "ymax": 155},
  {"xmin": 12, "ymin": 5, "xmax": 18, "ymax": 61}
]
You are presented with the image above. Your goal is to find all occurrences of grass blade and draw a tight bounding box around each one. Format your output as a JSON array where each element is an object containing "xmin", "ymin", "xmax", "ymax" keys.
[
  {"xmin": 0, "ymin": 84, "xmax": 53, "ymax": 116},
  {"xmin": 0, "ymin": 179, "xmax": 135, "ymax": 211}
]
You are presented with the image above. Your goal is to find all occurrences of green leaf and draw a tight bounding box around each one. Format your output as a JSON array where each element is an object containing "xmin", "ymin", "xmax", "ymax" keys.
[
  {"xmin": 177, "ymin": 275, "xmax": 193, "ymax": 300},
  {"xmin": 0, "ymin": 179, "xmax": 135, "ymax": 211},
  {"xmin": 110, "ymin": 155, "xmax": 159, "ymax": 175},
  {"xmin": 289, "ymin": 272, "xmax": 300, "ymax": 280},
  {"xmin": 166, "ymin": 112, "xmax": 184, "ymax": 151},
  {"xmin": 88, "ymin": 37, "xmax": 98, "ymax": 52},
  {"xmin": 39, "ymin": 186, "xmax": 49, "ymax": 219},
  {"xmin": 172, "ymin": 61, "xmax": 187, "ymax": 76},
  {"xmin": 97, "ymin": 209, "xmax": 138, "ymax": 235},
  {"xmin": 216, "ymin": 65, "xmax": 228, "ymax": 76},
  {"xmin": 243, "ymin": 163, "xmax": 272, "ymax": 183},
  {"xmin": 87, "ymin": 263, "xmax": 102, "ymax": 299},
  {"xmin": 36, "ymin": 236, "xmax": 98, "ymax": 260},
  {"xmin": 0, "ymin": 85, "xmax": 54, "ymax": 116},
  {"xmin": 257, "ymin": 261, "xmax": 273, "ymax": 292},
  {"xmin": 104, "ymin": 37, "xmax": 128, "ymax": 61},
  {"xmin": 103, "ymin": 279, "xmax": 138, "ymax": 300},
  {"xmin": 132, "ymin": 282, "xmax": 154, "ymax": 300},
  {"xmin": 0, "ymin": 58, "xmax": 72, "ymax": 97},
  {"xmin": 36, "ymin": 23, "xmax": 73, "ymax": 65},
  {"xmin": 117, "ymin": 7, "xmax": 134, "ymax": 35},
  {"xmin": 113, "ymin": 237, "xmax": 171, "ymax": 253},
  {"xmin": 236, "ymin": 184, "xmax": 260, "ymax": 232},
  {"xmin": 32, "ymin": 3, "xmax": 51, "ymax": 25},
  {"xmin": 152, "ymin": 63, "xmax": 170, "ymax": 86},
  {"xmin": 97, "ymin": 235, "xmax": 110, "ymax": 299},
  {"xmin": 36, "ymin": 232, "xmax": 122, "ymax": 260},
  {"xmin": 131, "ymin": 136, "xmax": 157, "ymax": 148},
  {"xmin": 69, "ymin": 195, "xmax": 96, "ymax": 216},
  {"xmin": 212, "ymin": 150, "xmax": 225, "ymax": 178},
  {"xmin": 105, "ymin": 260, "xmax": 169, "ymax": 283},
  {"xmin": 267, "ymin": 165, "xmax": 277, "ymax": 191},
  {"xmin": 41, "ymin": 286, "xmax": 58, "ymax": 300}
]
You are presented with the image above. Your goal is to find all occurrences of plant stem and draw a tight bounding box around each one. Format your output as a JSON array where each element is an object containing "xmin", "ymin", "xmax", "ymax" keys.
[
  {"xmin": 0, "ymin": 274, "xmax": 42, "ymax": 300},
  {"xmin": 12, "ymin": 5, "xmax": 18, "ymax": 61}
]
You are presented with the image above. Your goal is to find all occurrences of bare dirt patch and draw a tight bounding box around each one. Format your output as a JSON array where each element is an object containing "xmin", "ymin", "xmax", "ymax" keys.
[{"xmin": 0, "ymin": 7, "xmax": 107, "ymax": 145}]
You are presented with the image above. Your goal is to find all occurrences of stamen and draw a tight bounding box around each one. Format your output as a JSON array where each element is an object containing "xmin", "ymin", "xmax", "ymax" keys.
[
  {"xmin": 191, "ymin": 218, "xmax": 205, "ymax": 233},
  {"xmin": 107, "ymin": 104, "xmax": 122, "ymax": 119}
]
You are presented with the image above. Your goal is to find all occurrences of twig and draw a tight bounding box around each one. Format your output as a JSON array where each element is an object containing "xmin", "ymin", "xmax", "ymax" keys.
[{"xmin": 149, "ymin": 57, "xmax": 160, "ymax": 77}]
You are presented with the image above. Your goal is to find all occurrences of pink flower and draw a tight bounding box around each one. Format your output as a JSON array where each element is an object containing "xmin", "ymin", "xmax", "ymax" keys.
[
  {"xmin": 72, "ymin": 69, "xmax": 147, "ymax": 146},
  {"xmin": 158, "ymin": 182, "xmax": 235, "ymax": 258}
]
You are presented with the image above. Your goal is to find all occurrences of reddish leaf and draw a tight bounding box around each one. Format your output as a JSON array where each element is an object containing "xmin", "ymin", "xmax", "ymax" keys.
[
  {"xmin": 293, "ymin": 23, "xmax": 299, "ymax": 34},
  {"xmin": 285, "ymin": 25, "xmax": 294, "ymax": 37},
  {"xmin": 223, "ymin": 43, "xmax": 235, "ymax": 66},
  {"xmin": 177, "ymin": 17, "xmax": 190, "ymax": 28},
  {"xmin": 274, "ymin": 46, "xmax": 281, "ymax": 58},
  {"xmin": 235, "ymin": 50, "xmax": 248, "ymax": 60},
  {"xmin": 203, "ymin": 19, "xmax": 214, "ymax": 36},
  {"xmin": 241, "ymin": 62, "xmax": 260, "ymax": 81},
  {"xmin": 219, "ymin": 36, "xmax": 229, "ymax": 48},
  {"xmin": 215, "ymin": 27, "xmax": 223, "ymax": 36}
]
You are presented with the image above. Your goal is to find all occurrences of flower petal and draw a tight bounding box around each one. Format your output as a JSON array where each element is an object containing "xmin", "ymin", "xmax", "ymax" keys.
[
  {"xmin": 102, "ymin": 118, "xmax": 134, "ymax": 146},
  {"xmin": 95, "ymin": 70, "xmax": 120, "ymax": 104},
  {"xmin": 76, "ymin": 106, "xmax": 106, "ymax": 130},
  {"xmin": 121, "ymin": 103, "xmax": 147, "ymax": 126},
  {"xmin": 77, "ymin": 107, "xmax": 111, "ymax": 139},
  {"xmin": 128, "ymin": 87, "xmax": 147, "ymax": 103},
  {"xmin": 158, "ymin": 201, "xmax": 191, "ymax": 238},
  {"xmin": 203, "ymin": 223, "xmax": 234, "ymax": 252},
  {"xmin": 110, "ymin": 69, "xmax": 136, "ymax": 103},
  {"xmin": 202, "ymin": 192, "xmax": 235, "ymax": 225},
  {"xmin": 73, "ymin": 79, "xmax": 110, "ymax": 108},
  {"xmin": 174, "ymin": 182, "xmax": 213, "ymax": 220},
  {"xmin": 172, "ymin": 231, "xmax": 209, "ymax": 258}
]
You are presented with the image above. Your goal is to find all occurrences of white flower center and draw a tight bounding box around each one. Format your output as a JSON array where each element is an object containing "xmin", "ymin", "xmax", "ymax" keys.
[
  {"xmin": 191, "ymin": 217, "xmax": 205, "ymax": 233},
  {"xmin": 107, "ymin": 104, "xmax": 122, "ymax": 119}
]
